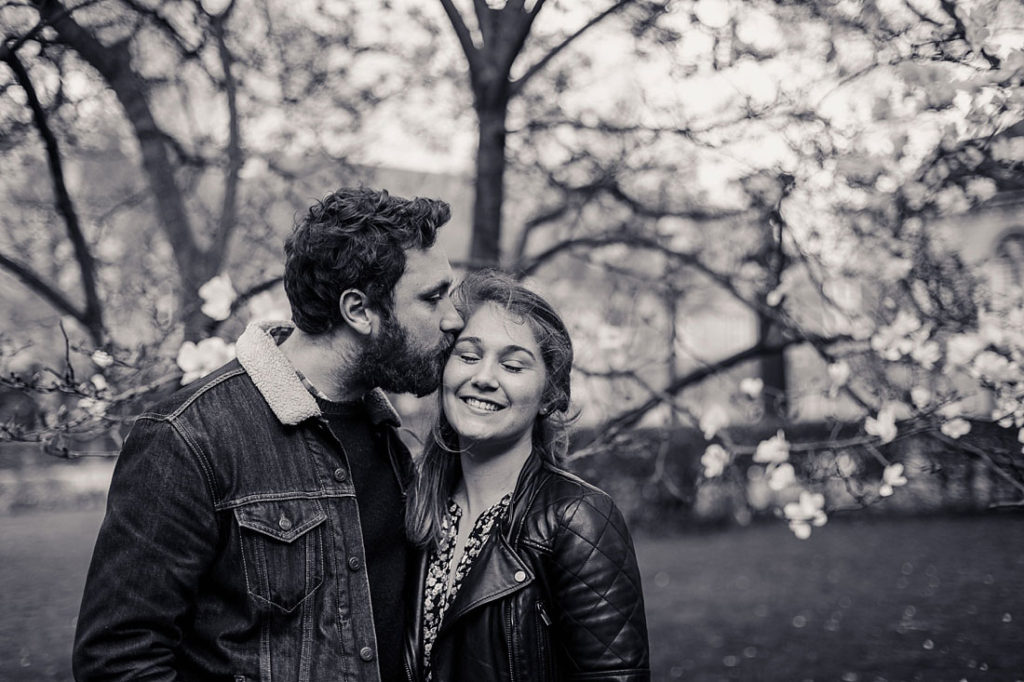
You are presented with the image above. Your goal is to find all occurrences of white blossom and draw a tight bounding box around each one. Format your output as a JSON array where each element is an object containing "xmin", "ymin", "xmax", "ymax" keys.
[
  {"xmin": 754, "ymin": 430, "xmax": 790, "ymax": 464},
  {"xmin": 910, "ymin": 338, "xmax": 941, "ymax": 370},
  {"xmin": 882, "ymin": 256, "xmax": 914, "ymax": 280},
  {"xmin": 177, "ymin": 337, "xmax": 236, "ymax": 385},
  {"xmin": 910, "ymin": 386, "xmax": 932, "ymax": 408},
  {"xmin": 783, "ymin": 491, "xmax": 827, "ymax": 539},
  {"xmin": 77, "ymin": 397, "xmax": 109, "ymax": 418},
  {"xmin": 827, "ymin": 360, "xmax": 850, "ymax": 388},
  {"xmin": 699, "ymin": 404, "xmax": 730, "ymax": 440},
  {"xmin": 91, "ymin": 350, "xmax": 114, "ymax": 368},
  {"xmin": 971, "ymin": 351, "xmax": 1010, "ymax": 381},
  {"xmin": 871, "ymin": 310, "xmax": 921, "ymax": 361},
  {"xmin": 701, "ymin": 444, "xmax": 730, "ymax": 478},
  {"xmin": 940, "ymin": 418, "xmax": 972, "ymax": 439},
  {"xmin": 879, "ymin": 463, "xmax": 908, "ymax": 497},
  {"xmin": 965, "ymin": 177, "xmax": 997, "ymax": 203},
  {"xmin": 200, "ymin": 0, "xmax": 233, "ymax": 15},
  {"xmin": 90, "ymin": 374, "xmax": 108, "ymax": 392},
  {"xmin": 865, "ymin": 404, "xmax": 898, "ymax": 444},
  {"xmin": 739, "ymin": 377, "xmax": 764, "ymax": 399},
  {"xmin": 199, "ymin": 274, "xmax": 237, "ymax": 322},
  {"xmin": 767, "ymin": 462, "xmax": 796, "ymax": 491}
]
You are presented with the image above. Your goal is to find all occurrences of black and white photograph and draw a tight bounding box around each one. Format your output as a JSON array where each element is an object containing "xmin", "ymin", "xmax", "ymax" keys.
[{"xmin": 2, "ymin": 1, "xmax": 1023, "ymax": 680}]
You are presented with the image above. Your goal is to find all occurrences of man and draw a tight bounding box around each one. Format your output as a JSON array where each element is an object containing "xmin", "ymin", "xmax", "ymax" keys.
[{"xmin": 73, "ymin": 187, "xmax": 463, "ymax": 682}]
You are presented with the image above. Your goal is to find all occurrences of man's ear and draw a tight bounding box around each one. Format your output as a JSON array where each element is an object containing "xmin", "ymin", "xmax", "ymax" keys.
[{"xmin": 338, "ymin": 289, "xmax": 377, "ymax": 336}]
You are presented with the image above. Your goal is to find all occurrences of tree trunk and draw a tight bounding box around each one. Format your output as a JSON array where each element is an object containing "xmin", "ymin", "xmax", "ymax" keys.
[
  {"xmin": 471, "ymin": 105, "xmax": 508, "ymax": 268},
  {"xmin": 758, "ymin": 312, "xmax": 788, "ymax": 420}
]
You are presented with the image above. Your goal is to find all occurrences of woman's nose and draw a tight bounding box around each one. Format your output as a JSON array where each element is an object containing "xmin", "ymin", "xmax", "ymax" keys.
[{"xmin": 471, "ymin": 361, "xmax": 498, "ymax": 389}]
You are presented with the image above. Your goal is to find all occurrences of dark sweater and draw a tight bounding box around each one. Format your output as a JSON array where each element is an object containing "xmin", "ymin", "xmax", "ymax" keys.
[{"xmin": 318, "ymin": 397, "xmax": 407, "ymax": 682}]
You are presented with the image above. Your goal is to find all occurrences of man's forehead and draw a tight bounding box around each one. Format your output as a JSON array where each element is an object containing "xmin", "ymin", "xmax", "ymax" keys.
[{"xmin": 399, "ymin": 245, "xmax": 453, "ymax": 291}]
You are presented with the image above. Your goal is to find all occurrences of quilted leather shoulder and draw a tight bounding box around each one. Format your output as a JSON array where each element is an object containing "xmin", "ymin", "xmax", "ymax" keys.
[{"xmin": 519, "ymin": 466, "xmax": 650, "ymax": 679}]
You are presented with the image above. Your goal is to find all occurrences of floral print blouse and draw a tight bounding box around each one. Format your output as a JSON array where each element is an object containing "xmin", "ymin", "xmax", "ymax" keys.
[{"xmin": 421, "ymin": 493, "xmax": 513, "ymax": 681}]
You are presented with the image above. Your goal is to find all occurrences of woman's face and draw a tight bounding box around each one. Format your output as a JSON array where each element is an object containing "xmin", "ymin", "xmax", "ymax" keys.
[{"xmin": 442, "ymin": 302, "xmax": 547, "ymax": 451}]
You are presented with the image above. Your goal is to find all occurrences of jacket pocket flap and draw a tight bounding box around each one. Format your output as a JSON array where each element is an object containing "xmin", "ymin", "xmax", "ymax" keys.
[{"xmin": 234, "ymin": 499, "xmax": 327, "ymax": 543}]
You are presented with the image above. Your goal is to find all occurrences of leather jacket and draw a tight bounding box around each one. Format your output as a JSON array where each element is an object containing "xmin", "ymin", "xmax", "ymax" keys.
[
  {"xmin": 73, "ymin": 322, "xmax": 412, "ymax": 682},
  {"xmin": 404, "ymin": 454, "xmax": 650, "ymax": 682}
]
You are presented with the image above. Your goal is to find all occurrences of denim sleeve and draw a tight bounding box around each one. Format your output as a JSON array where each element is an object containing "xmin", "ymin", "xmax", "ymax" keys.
[
  {"xmin": 73, "ymin": 415, "xmax": 218, "ymax": 682},
  {"xmin": 550, "ymin": 492, "xmax": 651, "ymax": 682}
]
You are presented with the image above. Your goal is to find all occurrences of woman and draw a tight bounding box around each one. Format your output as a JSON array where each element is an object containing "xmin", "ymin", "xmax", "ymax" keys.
[{"xmin": 404, "ymin": 270, "xmax": 650, "ymax": 682}]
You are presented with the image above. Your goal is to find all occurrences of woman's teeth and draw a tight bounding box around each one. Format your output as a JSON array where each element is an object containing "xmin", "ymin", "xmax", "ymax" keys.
[{"xmin": 464, "ymin": 397, "xmax": 502, "ymax": 412}]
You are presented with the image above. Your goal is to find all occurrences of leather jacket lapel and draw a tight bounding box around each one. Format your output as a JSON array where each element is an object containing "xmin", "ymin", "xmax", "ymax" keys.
[{"xmin": 439, "ymin": 533, "xmax": 533, "ymax": 635}]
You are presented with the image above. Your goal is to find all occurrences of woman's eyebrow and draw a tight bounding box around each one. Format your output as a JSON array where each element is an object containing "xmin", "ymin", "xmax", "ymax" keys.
[
  {"xmin": 453, "ymin": 337, "xmax": 536, "ymax": 360},
  {"xmin": 502, "ymin": 345, "xmax": 537, "ymax": 360}
]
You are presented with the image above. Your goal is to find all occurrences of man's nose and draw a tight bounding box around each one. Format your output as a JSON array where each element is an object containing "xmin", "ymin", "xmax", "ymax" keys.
[{"xmin": 440, "ymin": 300, "xmax": 463, "ymax": 333}]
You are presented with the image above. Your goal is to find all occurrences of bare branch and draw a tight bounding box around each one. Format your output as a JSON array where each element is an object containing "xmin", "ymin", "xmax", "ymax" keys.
[
  {"xmin": 928, "ymin": 431, "xmax": 1024, "ymax": 497},
  {"xmin": 937, "ymin": 0, "xmax": 999, "ymax": 69},
  {"xmin": 472, "ymin": 0, "xmax": 495, "ymax": 48},
  {"xmin": 0, "ymin": 0, "xmax": 105, "ymax": 61},
  {"xmin": 599, "ymin": 334, "xmax": 852, "ymax": 441},
  {"xmin": 3, "ymin": 49, "xmax": 104, "ymax": 343},
  {"xmin": 116, "ymin": 0, "xmax": 205, "ymax": 59},
  {"xmin": 511, "ymin": 0, "xmax": 634, "ymax": 96},
  {"xmin": 492, "ymin": 0, "xmax": 543, "ymax": 84},
  {"xmin": 30, "ymin": 0, "xmax": 204, "ymax": 295},
  {"xmin": 438, "ymin": 0, "xmax": 482, "ymax": 77},
  {"xmin": 0, "ymin": 251, "xmax": 85, "ymax": 322},
  {"xmin": 210, "ymin": 10, "xmax": 242, "ymax": 264}
]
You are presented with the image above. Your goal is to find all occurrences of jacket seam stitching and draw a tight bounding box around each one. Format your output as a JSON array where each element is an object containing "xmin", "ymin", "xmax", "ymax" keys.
[
  {"xmin": 519, "ymin": 537, "xmax": 551, "ymax": 554},
  {"xmin": 159, "ymin": 415, "xmax": 220, "ymax": 504},
  {"xmin": 215, "ymin": 490, "xmax": 355, "ymax": 511},
  {"xmin": 166, "ymin": 368, "xmax": 248, "ymax": 420}
]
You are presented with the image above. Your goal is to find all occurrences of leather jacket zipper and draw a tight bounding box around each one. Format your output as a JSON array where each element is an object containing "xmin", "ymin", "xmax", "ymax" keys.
[
  {"xmin": 536, "ymin": 600, "xmax": 555, "ymax": 681},
  {"xmin": 536, "ymin": 600, "xmax": 552, "ymax": 626},
  {"xmin": 506, "ymin": 601, "xmax": 517, "ymax": 682}
]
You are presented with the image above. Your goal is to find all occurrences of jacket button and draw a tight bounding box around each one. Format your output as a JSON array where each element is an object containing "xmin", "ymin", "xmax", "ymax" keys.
[
  {"xmin": 333, "ymin": 467, "xmax": 348, "ymax": 482},
  {"xmin": 514, "ymin": 570, "xmax": 527, "ymax": 583},
  {"xmin": 348, "ymin": 556, "xmax": 362, "ymax": 571},
  {"xmin": 278, "ymin": 515, "xmax": 292, "ymax": 531},
  {"xmin": 359, "ymin": 646, "xmax": 374, "ymax": 661}
]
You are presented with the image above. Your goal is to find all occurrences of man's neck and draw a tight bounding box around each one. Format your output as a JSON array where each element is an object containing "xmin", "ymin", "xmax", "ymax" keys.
[{"xmin": 278, "ymin": 326, "xmax": 368, "ymax": 402}]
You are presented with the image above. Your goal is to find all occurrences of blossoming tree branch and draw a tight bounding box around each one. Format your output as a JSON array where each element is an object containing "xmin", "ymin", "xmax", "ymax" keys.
[{"xmin": 2, "ymin": 0, "xmax": 1024, "ymax": 536}]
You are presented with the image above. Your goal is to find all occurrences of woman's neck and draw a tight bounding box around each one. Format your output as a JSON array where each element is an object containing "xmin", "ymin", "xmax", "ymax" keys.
[{"xmin": 456, "ymin": 436, "xmax": 533, "ymax": 520}]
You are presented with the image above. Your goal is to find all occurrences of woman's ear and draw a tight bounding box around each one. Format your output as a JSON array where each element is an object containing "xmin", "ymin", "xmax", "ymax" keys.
[{"xmin": 338, "ymin": 289, "xmax": 376, "ymax": 336}]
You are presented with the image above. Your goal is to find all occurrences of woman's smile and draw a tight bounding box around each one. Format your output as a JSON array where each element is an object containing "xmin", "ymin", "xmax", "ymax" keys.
[
  {"xmin": 442, "ymin": 302, "xmax": 547, "ymax": 448},
  {"xmin": 460, "ymin": 396, "xmax": 506, "ymax": 413}
]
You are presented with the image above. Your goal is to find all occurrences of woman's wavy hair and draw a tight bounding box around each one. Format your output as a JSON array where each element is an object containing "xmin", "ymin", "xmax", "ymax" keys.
[
  {"xmin": 406, "ymin": 269, "xmax": 576, "ymax": 548},
  {"xmin": 283, "ymin": 187, "xmax": 450, "ymax": 333}
]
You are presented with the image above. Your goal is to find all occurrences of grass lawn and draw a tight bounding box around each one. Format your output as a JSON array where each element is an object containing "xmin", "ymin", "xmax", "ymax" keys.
[
  {"xmin": 0, "ymin": 510, "xmax": 1021, "ymax": 681},
  {"xmin": 639, "ymin": 514, "xmax": 1024, "ymax": 681}
]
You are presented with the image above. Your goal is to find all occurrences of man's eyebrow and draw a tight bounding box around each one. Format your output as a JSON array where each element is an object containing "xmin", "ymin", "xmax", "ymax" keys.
[{"xmin": 421, "ymin": 279, "xmax": 453, "ymax": 297}]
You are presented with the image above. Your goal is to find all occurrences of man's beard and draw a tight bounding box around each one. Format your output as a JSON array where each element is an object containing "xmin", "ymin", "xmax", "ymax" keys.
[{"xmin": 355, "ymin": 315, "xmax": 450, "ymax": 397}]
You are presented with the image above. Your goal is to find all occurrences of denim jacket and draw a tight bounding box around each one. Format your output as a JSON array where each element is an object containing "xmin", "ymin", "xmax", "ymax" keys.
[{"xmin": 73, "ymin": 321, "xmax": 413, "ymax": 682}]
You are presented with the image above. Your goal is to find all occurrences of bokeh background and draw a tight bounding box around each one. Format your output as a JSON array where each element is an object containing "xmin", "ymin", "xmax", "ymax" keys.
[{"xmin": 2, "ymin": 1, "xmax": 1024, "ymax": 680}]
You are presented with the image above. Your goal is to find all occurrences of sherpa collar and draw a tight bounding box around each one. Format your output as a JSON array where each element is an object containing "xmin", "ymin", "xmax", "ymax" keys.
[{"xmin": 235, "ymin": 320, "xmax": 402, "ymax": 428}]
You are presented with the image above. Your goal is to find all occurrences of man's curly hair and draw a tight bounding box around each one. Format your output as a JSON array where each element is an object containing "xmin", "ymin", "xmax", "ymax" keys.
[{"xmin": 283, "ymin": 187, "xmax": 451, "ymax": 334}]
